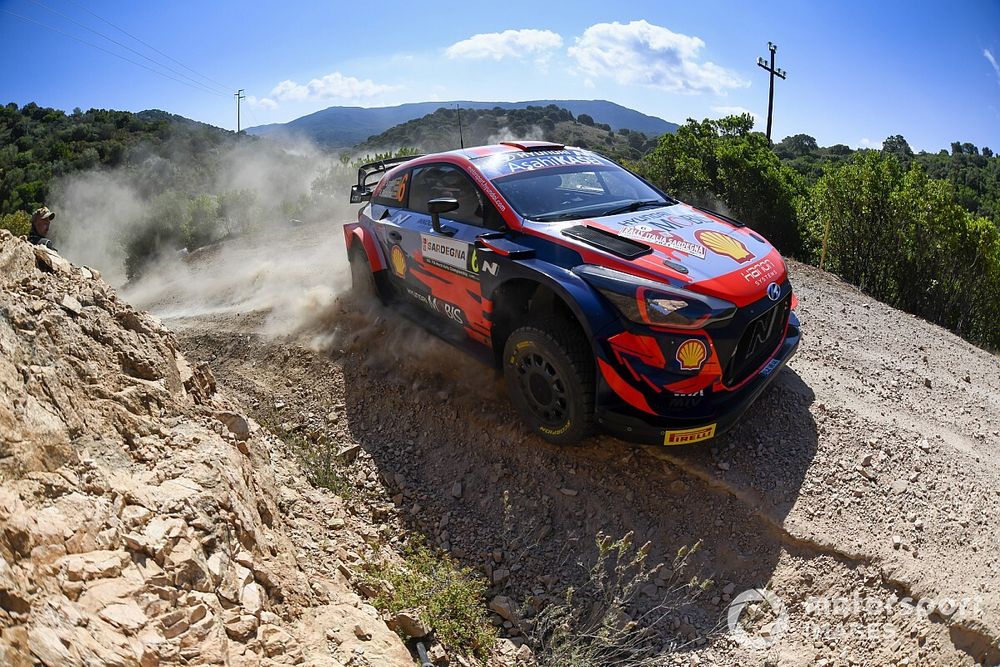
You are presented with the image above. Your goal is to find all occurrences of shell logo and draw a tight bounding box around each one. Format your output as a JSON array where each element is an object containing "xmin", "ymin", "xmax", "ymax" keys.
[
  {"xmin": 390, "ymin": 245, "xmax": 407, "ymax": 277},
  {"xmin": 676, "ymin": 339, "xmax": 708, "ymax": 371},
  {"xmin": 695, "ymin": 230, "xmax": 754, "ymax": 264}
]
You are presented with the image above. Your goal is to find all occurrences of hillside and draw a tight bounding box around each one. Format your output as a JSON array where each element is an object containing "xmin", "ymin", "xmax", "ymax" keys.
[
  {"xmin": 0, "ymin": 103, "xmax": 236, "ymax": 216},
  {"xmin": 246, "ymin": 99, "xmax": 678, "ymax": 149},
  {"xmin": 0, "ymin": 232, "xmax": 417, "ymax": 665},
  {"xmin": 354, "ymin": 105, "xmax": 657, "ymax": 160}
]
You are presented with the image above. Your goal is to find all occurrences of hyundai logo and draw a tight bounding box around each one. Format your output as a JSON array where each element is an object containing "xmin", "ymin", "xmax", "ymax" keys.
[{"xmin": 766, "ymin": 282, "xmax": 781, "ymax": 301}]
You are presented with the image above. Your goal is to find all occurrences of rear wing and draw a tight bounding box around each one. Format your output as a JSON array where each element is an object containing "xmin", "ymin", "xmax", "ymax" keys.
[{"xmin": 349, "ymin": 154, "xmax": 424, "ymax": 203}]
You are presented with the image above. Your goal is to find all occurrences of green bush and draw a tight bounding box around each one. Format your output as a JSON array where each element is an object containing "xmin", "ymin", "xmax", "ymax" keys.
[
  {"xmin": 360, "ymin": 540, "xmax": 496, "ymax": 661},
  {"xmin": 799, "ymin": 150, "xmax": 903, "ymax": 296},
  {"xmin": 0, "ymin": 210, "xmax": 31, "ymax": 236},
  {"xmin": 799, "ymin": 151, "xmax": 1000, "ymax": 349}
]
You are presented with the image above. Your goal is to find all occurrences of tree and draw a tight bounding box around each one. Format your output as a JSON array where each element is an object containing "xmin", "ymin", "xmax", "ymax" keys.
[
  {"xmin": 641, "ymin": 114, "xmax": 804, "ymax": 251},
  {"xmin": 577, "ymin": 114, "xmax": 595, "ymax": 127},
  {"xmin": 774, "ymin": 134, "xmax": 818, "ymax": 159},
  {"xmin": 183, "ymin": 193, "xmax": 219, "ymax": 249},
  {"xmin": 218, "ymin": 189, "xmax": 258, "ymax": 235},
  {"xmin": 123, "ymin": 191, "xmax": 188, "ymax": 279},
  {"xmin": 881, "ymin": 135, "xmax": 913, "ymax": 164}
]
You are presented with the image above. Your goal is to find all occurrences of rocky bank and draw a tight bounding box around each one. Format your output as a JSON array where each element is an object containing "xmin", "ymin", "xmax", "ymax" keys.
[{"xmin": 0, "ymin": 230, "xmax": 415, "ymax": 666}]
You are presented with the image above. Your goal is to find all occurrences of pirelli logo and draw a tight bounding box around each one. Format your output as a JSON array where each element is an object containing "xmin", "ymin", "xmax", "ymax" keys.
[{"xmin": 663, "ymin": 424, "xmax": 717, "ymax": 446}]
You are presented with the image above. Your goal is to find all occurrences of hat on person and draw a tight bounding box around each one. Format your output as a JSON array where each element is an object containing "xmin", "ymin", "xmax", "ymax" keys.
[{"xmin": 31, "ymin": 206, "xmax": 55, "ymax": 223}]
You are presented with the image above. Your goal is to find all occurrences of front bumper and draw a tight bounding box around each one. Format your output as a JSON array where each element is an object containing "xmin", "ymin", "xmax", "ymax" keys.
[{"xmin": 594, "ymin": 313, "xmax": 801, "ymax": 445}]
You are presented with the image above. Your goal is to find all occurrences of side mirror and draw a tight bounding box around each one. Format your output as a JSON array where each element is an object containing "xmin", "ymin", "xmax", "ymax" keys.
[{"xmin": 427, "ymin": 197, "xmax": 459, "ymax": 234}]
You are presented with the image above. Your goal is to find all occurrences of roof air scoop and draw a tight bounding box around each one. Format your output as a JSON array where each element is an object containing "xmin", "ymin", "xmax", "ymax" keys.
[{"xmin": 500, "ymin": 141, "xmax": 565, "ymax": 151}]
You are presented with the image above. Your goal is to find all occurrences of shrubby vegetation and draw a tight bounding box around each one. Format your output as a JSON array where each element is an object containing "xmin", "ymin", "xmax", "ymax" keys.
[
  {"xmin": 0, "ymin": 103, "xmax": 231, "ymax": 214},
  {"xmin": 797, "ymin": 151, "xmax": 999, "ymax": 348},
  {"xmin": 0, "ymin": 210, "xmax": 31, "ymax": 236},
  {"xmin": 637, "ymin": 115, "xmax": 1000, "ymax": 349},
  {"xmin": 360, "ymin": 539, "xmax": 496, "ymax": 661}
]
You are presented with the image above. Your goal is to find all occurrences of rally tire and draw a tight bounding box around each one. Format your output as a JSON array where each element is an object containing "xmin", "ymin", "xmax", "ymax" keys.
[
  {"xmin": 348, "ymin": 244, "xmax": 377, "ymax": 300},
  {"xmin": 503, "ymin": 317, "xmax": 595, "ymax": 445}
]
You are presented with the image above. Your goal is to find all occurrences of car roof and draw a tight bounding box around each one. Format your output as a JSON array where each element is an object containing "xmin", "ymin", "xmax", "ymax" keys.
[
  {"xmin": 398, "ymin": 141, "xmax": 583, "ymax": 166},
  {"xmin": 388, "ymin": 142, "xmax": 615, "ymax": 182}
]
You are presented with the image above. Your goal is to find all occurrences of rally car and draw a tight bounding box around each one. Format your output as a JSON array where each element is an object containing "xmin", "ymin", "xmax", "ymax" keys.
[{"xmin": 344, "ymin": 142, "xmax": 800, "ymax": 445}]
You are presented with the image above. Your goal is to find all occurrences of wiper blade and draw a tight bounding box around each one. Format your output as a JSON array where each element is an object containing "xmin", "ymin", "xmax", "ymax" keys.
[{"xmin": 600, "ymin": 200, "xmax": 670, "ymax": 217}]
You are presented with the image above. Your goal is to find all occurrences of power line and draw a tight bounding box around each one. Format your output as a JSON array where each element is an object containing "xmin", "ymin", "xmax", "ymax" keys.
[
  {"xmin": 1, "ymin": 8, "xmax": 229, "ymax": 98},
  {"xmin": 27, "ymin": 0, "xmax": 231, "ymax": 96},
  {"xmin": 63, "ymin": 0, "xmax": 233, "ymax": 93}
]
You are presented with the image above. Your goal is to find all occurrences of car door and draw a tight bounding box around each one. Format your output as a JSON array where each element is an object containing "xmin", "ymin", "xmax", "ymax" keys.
[{"xmin": 394, "ymin": 162, "xmax": 499, "ymax": 346}]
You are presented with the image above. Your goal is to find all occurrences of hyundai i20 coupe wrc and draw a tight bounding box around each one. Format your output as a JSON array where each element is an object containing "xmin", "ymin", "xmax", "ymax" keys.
[{"xmin": 344, "ymin": 141, "xmax": 800, "ymax": 445}]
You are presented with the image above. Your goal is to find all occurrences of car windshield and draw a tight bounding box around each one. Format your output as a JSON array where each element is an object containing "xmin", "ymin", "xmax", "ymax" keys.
[{"xmin": 491, "ymin": 164, "xmax": 673, "ymax": 222}]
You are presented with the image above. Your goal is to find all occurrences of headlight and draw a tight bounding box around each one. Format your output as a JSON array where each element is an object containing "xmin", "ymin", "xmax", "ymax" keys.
[{"xmin": 575, "ymin": 265, "xmax": 735, "ymax": 329}]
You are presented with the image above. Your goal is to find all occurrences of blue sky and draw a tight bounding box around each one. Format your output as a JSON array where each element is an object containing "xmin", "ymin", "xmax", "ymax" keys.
[{"xmin": 2, "ymin": 0, "xmax": 999, "ymax": 152}]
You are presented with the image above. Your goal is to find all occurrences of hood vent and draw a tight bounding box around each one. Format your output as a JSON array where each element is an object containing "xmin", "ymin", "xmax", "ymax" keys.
[{"xmin": 562, "ymin": 225, "xmax": 652, "ymax": 259}]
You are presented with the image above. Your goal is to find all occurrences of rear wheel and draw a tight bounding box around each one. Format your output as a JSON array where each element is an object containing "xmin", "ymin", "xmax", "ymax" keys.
[
  {"xmin": 503, "ymin": 317, "xmax": 595, "ymax": 445},
  {"xmin": 348, "ymin": 244, "xmax": 377, "ymax": 299}
]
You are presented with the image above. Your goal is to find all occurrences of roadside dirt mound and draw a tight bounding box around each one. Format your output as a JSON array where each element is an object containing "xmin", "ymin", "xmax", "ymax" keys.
[{"xmin": 0, "ymin": 230, "xmax": 413, "ymax": 666}]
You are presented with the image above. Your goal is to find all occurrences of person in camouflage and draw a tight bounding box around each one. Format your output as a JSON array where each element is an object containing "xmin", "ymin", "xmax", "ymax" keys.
[{"xmin": 28, "ymin": 206, "xmax": 56, "ymax": 251}]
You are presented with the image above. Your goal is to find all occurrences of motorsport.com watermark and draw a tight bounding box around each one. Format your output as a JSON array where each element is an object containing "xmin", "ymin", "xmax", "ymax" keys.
[{"xmin": 727, "ymin": 588, "xmax": 984, "ymax": 649}]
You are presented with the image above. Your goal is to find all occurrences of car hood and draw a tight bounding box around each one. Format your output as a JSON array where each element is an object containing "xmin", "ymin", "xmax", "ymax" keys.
[{"xmin": 528, "ymin": 203, "xmax": 787, "ymax": 305}]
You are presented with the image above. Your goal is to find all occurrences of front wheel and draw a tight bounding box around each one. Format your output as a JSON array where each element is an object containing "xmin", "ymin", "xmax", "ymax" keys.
[{"xmin": 503, "ymin": 318, "xmax": 595, "ymax": 445}]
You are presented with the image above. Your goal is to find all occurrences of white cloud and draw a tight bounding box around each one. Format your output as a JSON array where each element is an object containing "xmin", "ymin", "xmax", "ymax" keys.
[
  {"xmin": 246, "ymin": 95, "xmax": 277, "ymax": 110},
  {"xmin": 711, "ymin": 105, "xmax": 758, "ymax": 121},
  {"xmin": 270, "ymin": 72, "xmax": 394, "ymax": 102},
  {"xmin": 985, "ymin": 49, "xmax": 1000, "ymax": 85},
  {"xmin": 568, "ymin": 20, "xmax": 748, "ymax": 94},
  {"xmin": 445, "ymin": 29, "xmax": 563, "ymax": 61},
  {"xmin": 857, "ymin": 138, "xmax": 883, "ymax": 150},
  {"xmin": 271, "ymin": 80, "xmax": 308, "ymax": 101}
]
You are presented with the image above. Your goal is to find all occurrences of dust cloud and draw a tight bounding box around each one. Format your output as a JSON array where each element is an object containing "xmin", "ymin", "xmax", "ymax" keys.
[
  {"xmin": 47, "ymin": 135, "xmax": 344, "ymax": 285},
  {"xmin": 44, "ymin": 133, "xmax": 364, "ymax": 337},
  {"xmin": 121, "ymin": 223, "xmax": 351, "ymax": 337},
  {"xmin": 484, "ymin": 124, "xmax": 545, "ymax": 146},
  {"xmin": 53, "ymin": 172, "xmax": 148, "ymax": 285}
]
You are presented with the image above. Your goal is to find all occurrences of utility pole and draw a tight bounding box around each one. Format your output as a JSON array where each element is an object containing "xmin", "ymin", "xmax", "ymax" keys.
[
  {"xmin": 756, "ymin": 42, "xmax": 787, "ymax": 144},
  {"xmin": 456, "ymin": 104, "xmax": 465, "ymax": 149},
  {"xmin": 235, "ymin": 89, "xmax": 245, "ymax": 134}
]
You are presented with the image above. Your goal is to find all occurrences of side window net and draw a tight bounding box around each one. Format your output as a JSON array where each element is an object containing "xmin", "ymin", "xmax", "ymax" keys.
[{"xmin": 410, "ymin": 165, "xmax": 485, "ymax": 226}]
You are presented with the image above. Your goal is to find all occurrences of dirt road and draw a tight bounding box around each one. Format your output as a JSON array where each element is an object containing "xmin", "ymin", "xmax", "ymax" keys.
[{"xmin": 129, "ymin": 223, "xmax": 1000, "ymax": 666}]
